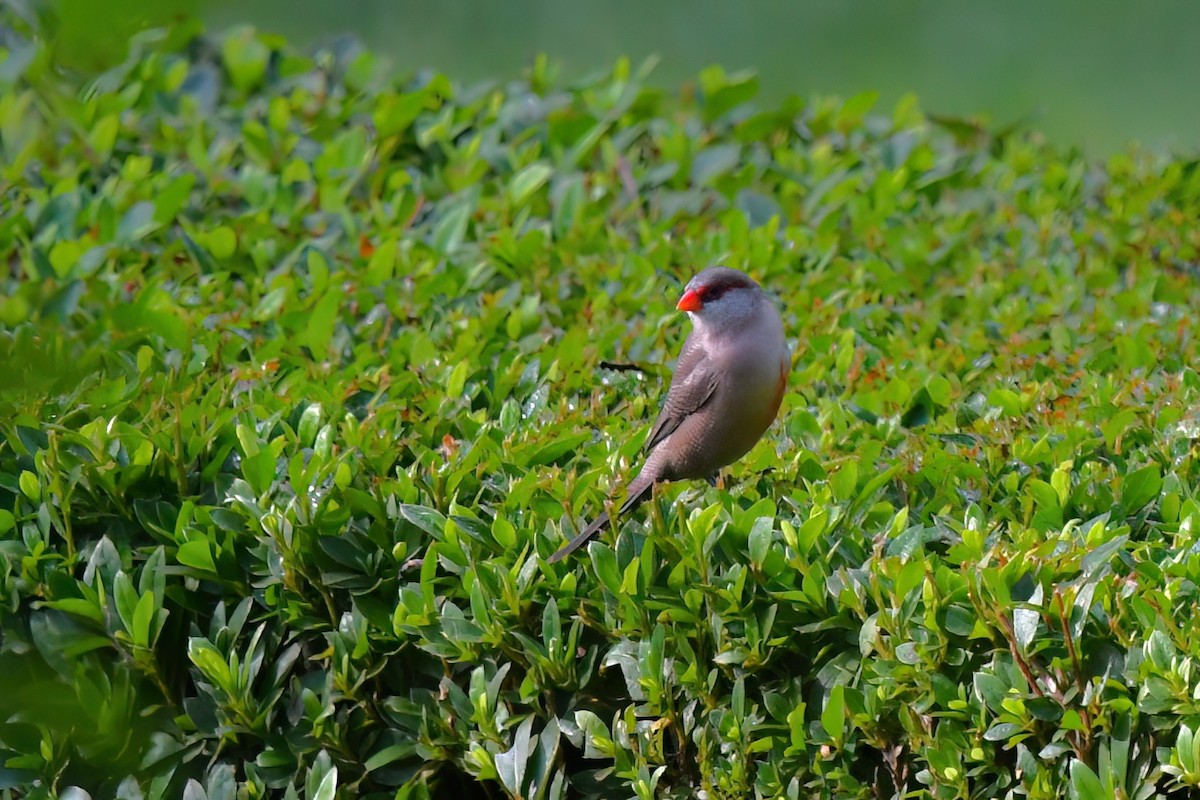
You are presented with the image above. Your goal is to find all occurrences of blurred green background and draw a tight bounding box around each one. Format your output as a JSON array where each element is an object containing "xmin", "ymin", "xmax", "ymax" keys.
[{"xmin": 38, "ymin": 0, "xmax": 1200, "ymax": 153}]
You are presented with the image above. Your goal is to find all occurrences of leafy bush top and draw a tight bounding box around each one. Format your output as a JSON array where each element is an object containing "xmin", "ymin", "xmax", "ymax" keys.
[{"xmin": 3, "ymin": 12, "xmax": 1200, "ymax": 800}]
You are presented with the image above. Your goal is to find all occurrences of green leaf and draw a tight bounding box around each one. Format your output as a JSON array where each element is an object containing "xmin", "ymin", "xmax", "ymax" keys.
[
  {"xmin": 118, "ymin": 201, "xmax": 159, "ymax": 242},
  {"xmin": 523, "ymin": 432, "xmax": 591, "ymax": 467},
  {"xmin": 154, "ymin": 173, "xmax": 196, "ymax": 224},
  {"xmin": 1013, "ymin": 605, "xmax": 1040, "ymax": 650},
  {"xmin": 747, "ymin": 516, "xmax": 773, "ymax": 565},
  {"xmin": 242, "ymin": 449, "xmax": 277, "ymax": 495},
  {"xmin": 831, "ymin": 460, "xmax": 858, "ymax": 501},
  {"xmin": 431, "ymin": 200, "xmax": 472, "ymax": 255},
  {"xmin": 552, "ymin": 174, "xmax": 584, "ymax": 238},
  {"xmin": 698, "ymin": 67, "xmax": 760, "ymax": 121},
  {"xmin": 821, "ymin": 684, "xmax": 845, "ymax": 744},
  {"xmin": 88, "ymin": 114, "xmax": 120, "ymax": 158},
  {"xmin": 1069, "ymin": 758, "xmax": 1106, "ymax": 800},
  {"xmin": 1121, "ymin": 464, "xmax": 1162, "ymax": 512},
  {"xmin": 177, "ymin": 540, "xmax": 218, "ymax": 575},
  {"xmin": 188, "ymin": 637, "xmax": 233, "ymax": 691},
  {"xmin": 446, "ymin": 361, "xmax": 469, "ymax": 399},
  {"xmin": 18, "ymin": 470, "xmax": 39, "ymax": 501},
  {"xmin": 363, "ymin": 744, "xmax": 413, "ymax": 772},
  {"xmin": 691, "ymin": 143, "xmax": 740, "ymax": 186},
  {"xmin": 113, "ymin": 570, "xmax": 140, "ymax": 633},
  {"xmin": 374, "ymin": 90, "xmax": 426, "ymax": 138},
  {"xmin": 495, "ymin": 716, "xmax": 534, "ymax": 795},
  {"xmin": 509, "ymin": 163, "xmax": 552, "ymax": 206},
  {"xmin": 984, "ymin": 722, "xmax": 1023, "ymax": 742},
  {"xmin": 974, "ymin": 673, "xmax": 1007, "ymax": 711},
  {"xmin": 253, "ymin": 287, "xmax": 289, "ymax": 321},
  {"xmin": 399, "ymin": 505, "xmax": 447, "ymax": 538},
  {"xmin": 300, "ymin": 287, "xmax": 344, "ymax": 360},
  {"xmin": 365, "ymin": 238, "xmax": 397, "ymax": 286},
  {"xmin": 590, "ymin": 544, "xmax": 621, "ymax": 595},
  {"xmin": 222, "ymin": 28, "xmax": 270, "ymax": 91},
  {"xmin": 297, "ymin": 403, "xmax": 323, "ymax": 445},
  {"xmin": 131, "ymin": 589, "xmax": 156, "ymax": 647},
  {"xmin": 311, "ymin": 767, "xmax": 337, "ymax": 800},
  {"xmin": 41, "ymin": 597, "xmax": 103, "ymax": 625},
  {"xmin": 988, "ymin": 388, "xmax": 1023, "ymax": 416}
]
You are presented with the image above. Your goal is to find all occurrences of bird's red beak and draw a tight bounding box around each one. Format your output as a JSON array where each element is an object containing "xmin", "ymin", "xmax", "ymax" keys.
[{"xmin": 676, "ymin": 288, "xmax": 703, "ymax": 312}]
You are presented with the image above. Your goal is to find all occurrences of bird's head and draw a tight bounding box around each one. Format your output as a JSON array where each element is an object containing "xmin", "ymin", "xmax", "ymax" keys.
[{"xmin": 675, "ymin": 266, "xmax": 764, "ymax": 330}]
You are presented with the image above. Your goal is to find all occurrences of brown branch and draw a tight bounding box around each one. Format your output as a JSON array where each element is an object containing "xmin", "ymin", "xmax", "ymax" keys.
[
  {"xmin": 1055, "ymin": 589, "xmax": 1088, "ymax": 698},
  {"xmin": 995, "ymin": 612, "xmax": 1046, "ymax": 699}
]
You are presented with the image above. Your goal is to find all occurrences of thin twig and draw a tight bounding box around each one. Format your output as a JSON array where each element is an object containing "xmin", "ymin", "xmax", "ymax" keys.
[{"xmin": 599, "ymin": 360, "xmax": 647, "ymax": 373}]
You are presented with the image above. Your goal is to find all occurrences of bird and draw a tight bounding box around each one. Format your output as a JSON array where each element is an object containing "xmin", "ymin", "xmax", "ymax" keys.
[{"xmin": 548, "ymin": 266, "xmax": 790, "ymax": 563}]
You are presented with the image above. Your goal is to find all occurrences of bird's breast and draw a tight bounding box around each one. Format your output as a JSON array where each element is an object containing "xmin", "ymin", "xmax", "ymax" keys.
[
  {"xmin": 654, "ymin": 304, "xmax": 789, "ymax": 482},
  {"xmin": 689, "ymin": 329, "xmax": 788, "ymax": 474},
  {"xmin": 723, "ymin": 344, "xmax": 787, "ymax": 428}
]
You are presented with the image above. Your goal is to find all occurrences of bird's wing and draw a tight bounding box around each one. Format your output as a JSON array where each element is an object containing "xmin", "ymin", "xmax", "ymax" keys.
[{"xmin": 643, "ymin": 334, "xmax": 720, "ymax": 453}]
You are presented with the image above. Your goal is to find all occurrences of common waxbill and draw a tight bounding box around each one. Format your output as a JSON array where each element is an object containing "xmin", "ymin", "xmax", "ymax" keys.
[{"xmin": 548, "ymin": 266, "xmax": 789, "ymax": 563}]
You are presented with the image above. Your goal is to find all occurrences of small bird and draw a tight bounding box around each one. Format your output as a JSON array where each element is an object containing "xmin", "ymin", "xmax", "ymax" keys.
[{"xmin": 548, "ymin": 267, "xmax": 789, "ymax": 563}]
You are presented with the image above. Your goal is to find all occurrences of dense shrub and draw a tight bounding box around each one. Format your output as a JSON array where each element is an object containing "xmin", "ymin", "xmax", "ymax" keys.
[{"xmin": 3, "ymin": 12, "xmax": 1200, "ymax": 800}]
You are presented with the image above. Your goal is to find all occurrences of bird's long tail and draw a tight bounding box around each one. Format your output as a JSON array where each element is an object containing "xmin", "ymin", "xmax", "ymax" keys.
[{"xmin": 546, "ymin": 474, "xmax": 655, "ymax": 563}]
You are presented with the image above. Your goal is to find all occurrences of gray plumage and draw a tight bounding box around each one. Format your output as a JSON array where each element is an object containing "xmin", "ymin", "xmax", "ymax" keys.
[{"xmin": 548, "ymin": 267, "xmax": 789, "ymax": 563}]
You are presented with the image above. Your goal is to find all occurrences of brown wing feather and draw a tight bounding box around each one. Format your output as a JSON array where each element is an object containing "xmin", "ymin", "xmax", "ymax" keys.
[{"xmin": 643, "ymin": 333, "xmax": 720, "ymax": 453}]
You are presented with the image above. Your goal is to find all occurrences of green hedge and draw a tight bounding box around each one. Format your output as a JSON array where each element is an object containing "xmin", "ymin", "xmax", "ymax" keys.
[{"xmin": 3, "ymin": 12, "xmax": 1200, "ymax": 800}]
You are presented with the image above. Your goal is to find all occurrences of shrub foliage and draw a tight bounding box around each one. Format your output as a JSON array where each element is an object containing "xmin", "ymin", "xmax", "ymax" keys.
[{"xmin": 3, "ymin": 13, "xmax": 1200, "ymax": 800}]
